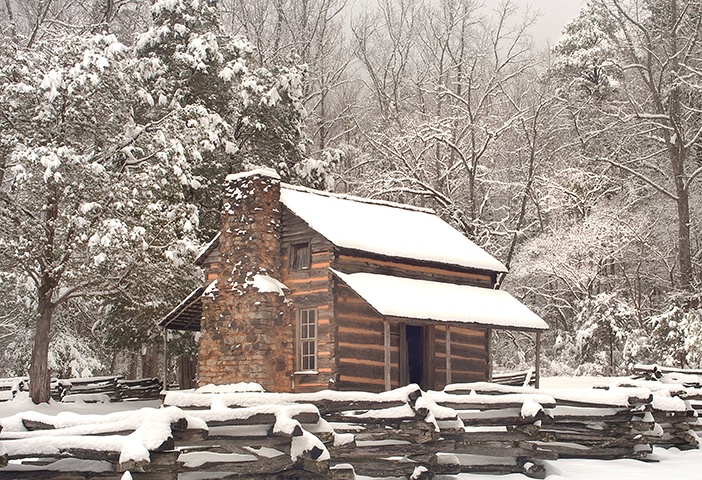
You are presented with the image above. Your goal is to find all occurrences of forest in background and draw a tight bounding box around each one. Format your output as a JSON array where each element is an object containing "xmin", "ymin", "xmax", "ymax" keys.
[{"xmin": 2, "ymin": 0, "xmax": 702, "ymax": 399}]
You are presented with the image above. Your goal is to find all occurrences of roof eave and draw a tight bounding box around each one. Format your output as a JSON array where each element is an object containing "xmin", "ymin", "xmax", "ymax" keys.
[
  {"xmin": 195, "ymin": 232, "xmax": 221, "ymax": 266},
  {"xmin": 382, "ymin": 314, "xmax": 548, "ymax": 332},
  {"xmin": 330, "ymin": 269, "xmax": 547, "ymax": 332},
  {"xmin": 336, "ymin": 246, "xmax": 508, "ymax": 277},
  {"xmin": 159, "ymin": 286, "xmax": 205, "ymax": 328}
]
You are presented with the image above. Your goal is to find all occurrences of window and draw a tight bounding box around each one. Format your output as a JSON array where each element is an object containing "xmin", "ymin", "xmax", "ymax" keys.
[
  {"xmin": 290, "ymin": 242, "xmax": 311, "ymax": 270},
  {"xmin": 298, "ymin": 308, "xmax": 317, "ymax": 371}
]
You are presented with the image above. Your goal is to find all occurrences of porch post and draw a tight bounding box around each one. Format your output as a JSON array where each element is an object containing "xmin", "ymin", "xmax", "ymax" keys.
[
  {"xmin": 487, "ymin": 328, "xmax": 493, "ymax": 381},
  {"xmin": 162, "ymin": 329, "xmax": 169, "ymax": 391},
  {"xmin": 384, "ymin": 319, "xmax": 391, "ymax": 391},
  {"xmin": 445, "ymin": 326, "xmax": 452, "ymax": 385},
  {"xmin": 535, "ymin": 331, "xmax": 542, "ymax": 389}
]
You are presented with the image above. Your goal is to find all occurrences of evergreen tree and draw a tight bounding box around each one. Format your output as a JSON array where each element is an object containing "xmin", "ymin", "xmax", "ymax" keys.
[{"xmin": 133, "ymin": 0, "xmax": 309, "ymax": 234}]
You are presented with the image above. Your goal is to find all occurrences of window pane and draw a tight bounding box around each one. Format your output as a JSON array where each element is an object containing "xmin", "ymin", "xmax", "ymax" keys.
[
  {"xmin": 298, "ymin": 308, "xmax": 317, "ymax": 370},
  {"xmin": 291, "ymin": 243, "xmax": 311, "ymax": 270}
]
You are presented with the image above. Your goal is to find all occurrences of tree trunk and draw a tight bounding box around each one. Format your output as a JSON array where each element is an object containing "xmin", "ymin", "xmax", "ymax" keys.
[
  {"xmin": 29, "ymin": 291, "xmax": 53, "ymax": 404},
  {"xmin": 675, "ymin": 175, "xmax": 693, "ymax": 290},
  {"xmin": 29, "ymin": 187, "xmax": 60, "ymax": 403},
  {"xmin": 665, "ymin": 0, "xmax": 693, "ymax": 290},
  {"xmin": 2, "ymin": 0, "xmax": 17, "ymax": 43}
]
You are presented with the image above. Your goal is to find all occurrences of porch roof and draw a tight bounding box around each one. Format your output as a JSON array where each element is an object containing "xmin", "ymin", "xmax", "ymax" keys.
[
  {"xmin": 331, "ymin": 269, "xmax": 548, "ymax": 332},
  {"xmin": 159, "ymin": 286, "xmax": 204, "ymax": 331}
]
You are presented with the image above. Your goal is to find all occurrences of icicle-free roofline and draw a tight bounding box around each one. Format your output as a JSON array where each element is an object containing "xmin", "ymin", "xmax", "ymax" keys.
[
  {"xmin": 281, "ymin": 183, "xmax": 435, "ymax": 214},
  {"xmin": 281, "ymin": 187, "xmax": 508, "ymax": 273},
  {"xmin": 197, "ymin": 170, "xmax": 508, "ymax": 274},
  {"xmin": 225, "ymin": 167, "xmax": 280, "ymax": 183},
  {"xmin": 159, "ymin": 285, "xmax": 205, "ymax": 330},
  {"xmin": 331, "ymin": 269, "xmax": 548, "ymax": 331}
]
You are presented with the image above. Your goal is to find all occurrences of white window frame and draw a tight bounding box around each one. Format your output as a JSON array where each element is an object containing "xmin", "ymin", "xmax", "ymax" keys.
[{"xmin": 298, "ymin": 308, "xmax": 318, "ymax": 372}]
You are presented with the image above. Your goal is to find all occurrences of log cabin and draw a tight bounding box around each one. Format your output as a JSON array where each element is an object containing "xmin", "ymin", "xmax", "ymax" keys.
[{"xmin": 160, "ymin": 168, "xmax": 548, "ymax": 392}]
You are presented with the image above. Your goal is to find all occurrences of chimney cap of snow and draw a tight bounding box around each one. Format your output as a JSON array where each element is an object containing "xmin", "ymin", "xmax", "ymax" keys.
[{"xmin": 225, "ymin": 167, "xmax": 280, "ymax": 184}]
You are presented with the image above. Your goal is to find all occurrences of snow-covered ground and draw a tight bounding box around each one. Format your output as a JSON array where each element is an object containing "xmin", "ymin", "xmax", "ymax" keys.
[
  {"xmin": 1, "ymin": 377, "xmax": 701, "ymax": 479},
  {"xmin": 451, "ymin": 448, "xmax": 702, "ymax": 480}
]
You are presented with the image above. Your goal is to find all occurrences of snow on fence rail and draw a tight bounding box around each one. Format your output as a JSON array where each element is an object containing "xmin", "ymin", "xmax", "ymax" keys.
[
  {"xmin": 447, "ymin": 375, "xmax": 701, "ymax": 459},
  {"xmin": 491, "ymin": 368, "xmax": 536, "ymax": 387},
  {"xmin": 1, "ymin": 377, "xmax": 701, "ymax": 479},
  {"xmin": 163, "ymin": 384, "xmax": 556, "ymax": 478},
  {"xmin": 631, "ymin": 364, "xmax": 702, "ymax": 422},
  {"xmin": 0, "ymin": 406, "xmax": 207, "ymax": 479},
  {"xmin": 0, "ymin": 376, "xmax": 163, "ymax": 403},
  {"xmin": 447, "ymin": 382, "xmax": 659, "ymax": 460}
]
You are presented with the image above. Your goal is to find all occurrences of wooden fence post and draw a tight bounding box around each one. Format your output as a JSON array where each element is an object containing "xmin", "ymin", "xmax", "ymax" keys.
[
  {"xmin": 535, "ymin": 332, "xmax": 541, "ymax": 389},
  {"xmin": 445, "ymin": 326, "xmax": 452, "ymax": 386},
  {"xmin": 384, "ymin": 319, "xmax": 391, "ymax": 391}
]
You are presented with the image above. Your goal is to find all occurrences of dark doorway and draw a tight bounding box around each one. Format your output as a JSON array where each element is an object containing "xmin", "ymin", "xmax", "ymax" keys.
[
  {"xmin": 406, "ymin": 325, "xmax": 424, "ymax": 385},
  {"xmin": 400, "ymin": 324, "xmax": 435, "ymax": 390}
]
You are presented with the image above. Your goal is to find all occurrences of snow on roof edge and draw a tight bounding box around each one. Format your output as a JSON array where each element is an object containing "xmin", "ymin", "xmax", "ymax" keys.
[
  {"xmin": 330, "ymin": 269, "xmax": 548, "ymax": 331},
  {"xmin": 195, "ymin": 232, "xmax": 221, "ymax": 265},
  {"xmin": 336, "ymin": 245, "xmax": 508, "ymax": 275},
  {"xmin": 281, "ymin": 183, "xmax": 435, "ymax": 214},
  {"xmin": 280, "ymin": 186, "xmax": 508, "ymax": 273},
  {"xmin": 225, "ymin": 167, "xmax": 280, "ymax": 183}
]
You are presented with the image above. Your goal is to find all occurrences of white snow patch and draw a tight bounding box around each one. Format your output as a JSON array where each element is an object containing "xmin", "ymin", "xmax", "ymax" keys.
[
  {"xmin": 195, "ymin": 382, "xmax": 264, "ymax": 394},
  {"xmin": 252, "ymin": 274, "xmax": 288, "ymax": 296},
  {"xmin": 410, "ymin": 466, "xmax": 428, "ymax": 479},
  {"xmin": 281, "ymin": 185, "xmax": 508, "ymax": 272},
  {"xmin": 178, "ymin": 451, "xmax": 257, "ymax": 467},
  {"xmin": 332, "ymin": 269, "xmax": 548, "ymax": 330},
  {"xmin": 225, "ymin": 168, "xmax": 280, "ymax": 183}
]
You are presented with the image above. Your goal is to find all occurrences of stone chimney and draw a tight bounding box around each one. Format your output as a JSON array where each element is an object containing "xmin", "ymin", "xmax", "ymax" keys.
[{"xmin": 197, "ymin": 168, "xmax": 293, "ymax": 391}]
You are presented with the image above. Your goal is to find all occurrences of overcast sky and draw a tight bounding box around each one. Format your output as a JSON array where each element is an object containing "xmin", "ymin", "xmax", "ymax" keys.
[
  {"xmin": 519, "ymin": 0, "xmax": 586, "ymax": 47},
  {"xmin": 346, "ymin": 1, "xmax": 586, "ymax": 50}
]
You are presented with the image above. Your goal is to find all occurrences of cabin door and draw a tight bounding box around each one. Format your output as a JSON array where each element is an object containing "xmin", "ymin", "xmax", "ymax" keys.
[{"xmin": 400, "ymin": 324, "xmax": 435, "ymax": 390}]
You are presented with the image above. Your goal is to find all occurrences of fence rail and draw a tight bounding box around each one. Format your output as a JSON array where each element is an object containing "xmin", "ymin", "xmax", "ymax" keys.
[
  {"xmin": 1, "ymin": 369, "xmax": 701, "ymax": 479},
  {"xmin": 0, "ymin": 376, "xmax": 163, "ymax": 403}
]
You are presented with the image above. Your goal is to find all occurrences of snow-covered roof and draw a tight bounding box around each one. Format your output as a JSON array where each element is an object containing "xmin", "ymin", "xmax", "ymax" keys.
[
  {"xmin": 280, "ymin": 185, "xmax": 508, "ymax": 273},
  {"xmin": 331, "ymin": 269, "xmax": 548, "ymax": 331}
]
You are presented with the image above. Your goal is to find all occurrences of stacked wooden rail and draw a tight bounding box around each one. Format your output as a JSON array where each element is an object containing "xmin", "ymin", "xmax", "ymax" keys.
[
  {"xmin": 0, "ymin": 406, "xmax": 207, "ymax": 479},
  {"xmin": 423, "ymin": 389, "xmax": 556, "ymax": 476},
  {"xmin": 630, "ymin": 364, "xmax": 702, "ymax": 441},
  {"xmin": 0, "ymin": 376, "xmax": 163, "ymax": 402},
  {"xmin": 447, "ymin": 383, "xmax": 654, "ymax": 459},
  {"xmin": 631, "ymin": 365, "xmax": 702, "ymax": 424},
  {"xmin": 491, "ymin": 368, "xmax": 536, "ymax": 387},
  {"xmin": 3, "ymin": 380, "xmax": 700, "ymax": 479},
  {"xmin": 54, "ymin": 376, "xmax": 163, "ymax": 402},
  {"xmin": 600, "ymin": 378, "xmax": 700, "ymax": 450},
  {"xmin": 632, "ymin": 364, "xmax": 702, "ymax": 383},
  {"xmin": 449, "ymin": 379, "xmax": 700, "ymax": 458},
  {"xmin": 163, "ymin": 384, "xmax": 555, "ymax": 478},
  {"xmin": 0, "ymin": 378, "xmax": 28, "ymax": 402}
]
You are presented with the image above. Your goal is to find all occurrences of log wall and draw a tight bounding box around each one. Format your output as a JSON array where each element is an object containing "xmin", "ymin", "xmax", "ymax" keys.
[
  {"xmin": 433, "ymin": 325, "xmax": 490, "ymax": 390},
  {"xmin": 335, "ymin": 252, "xmax": 496, "ymax": 287},
  {"xmin": 332, "ymin": 249, "xmax": 493, "ymax": 391},
  {"xmin": 333, "ymin": 282, "xmax": 399, "ymax": 392},
  {"xmin": 281, "ymin": 208, "xmax": 336, "ymax": 392},
  {"xmin": 333, "ymin": 281, "xmax": 490, "ymax": 391}
]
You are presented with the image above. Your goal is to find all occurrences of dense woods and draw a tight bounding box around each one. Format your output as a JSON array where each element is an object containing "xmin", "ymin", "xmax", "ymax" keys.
[{"xmin": 2, "ymin": 0, "xmax": 702, "ymax": 402}]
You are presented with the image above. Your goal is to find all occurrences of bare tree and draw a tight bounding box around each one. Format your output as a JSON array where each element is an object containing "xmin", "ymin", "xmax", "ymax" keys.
[
  {"xmin": 554, "ymin": 0, "xmax": 702, "ymax": 291},
  {"xmin": 221, "ymin": 0, "xmax": 353, "ymax": 159},
  {"xmin": 348, "ymin": 0, "xmax": 545, "ymax": 255},
  {"xmin": 2, "ymin": 0, "xmax": 149, "ymax": 46}
]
